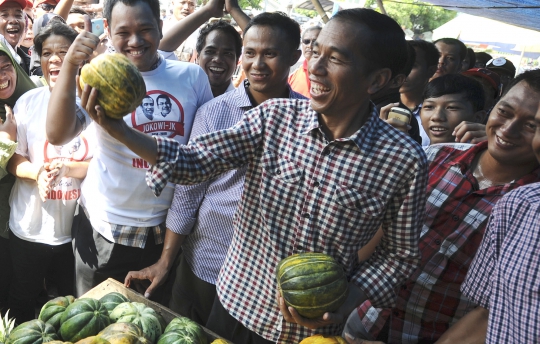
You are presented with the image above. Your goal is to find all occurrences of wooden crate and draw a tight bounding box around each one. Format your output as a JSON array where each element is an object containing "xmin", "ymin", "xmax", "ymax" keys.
[{"xmin": 81, "ymin": 278, "xmax": 232, "ymax": 343}]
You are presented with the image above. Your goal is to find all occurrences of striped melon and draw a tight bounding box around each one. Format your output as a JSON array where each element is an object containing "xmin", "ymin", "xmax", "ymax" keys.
[{"xmin": 276, "ymin": 253, "xmax": 348, "ymax": 319}]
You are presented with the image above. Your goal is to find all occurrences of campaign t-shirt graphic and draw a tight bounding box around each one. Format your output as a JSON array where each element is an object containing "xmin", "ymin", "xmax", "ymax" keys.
[{"xmin": 129, "ymin": 90, "xmax": 185, "ymax": 138}]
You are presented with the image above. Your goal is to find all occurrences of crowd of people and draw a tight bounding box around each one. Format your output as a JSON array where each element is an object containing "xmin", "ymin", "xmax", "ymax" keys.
[{"xmin": 0, "ymin": 0, "xmax": 537, "ymax": 343}]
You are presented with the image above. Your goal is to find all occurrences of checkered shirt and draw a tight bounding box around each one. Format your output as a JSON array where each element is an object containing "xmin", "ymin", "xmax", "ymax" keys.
[
  {"xmin": 147, "ymin": 99, "xmax": 428, "ymax": 343},
  {"xmin": 462, "ymin": 182, "xmax": 540, "ymax": 343},
  {"xmin": 81, "ymin": 205, "xmax": 164, "ymax": 248},
  {"xmin": 356, "ymin": 142, "xmax": 540, "ymax": 343},
  {"xmin": 166, "ymin": 83, "xmax": 305, "ymax": 284}
]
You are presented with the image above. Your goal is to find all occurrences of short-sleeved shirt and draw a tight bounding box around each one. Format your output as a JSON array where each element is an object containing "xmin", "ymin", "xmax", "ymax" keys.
[
  {"xmin": 147, "ymin": 98, "xmax": 428, "ymax": 342},
  {"xmin": 461, "ymin": 183, "xmax": 540, "ymax": 343}
]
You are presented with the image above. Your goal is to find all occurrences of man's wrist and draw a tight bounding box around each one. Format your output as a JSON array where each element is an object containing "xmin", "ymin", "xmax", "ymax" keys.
[{"xmin": 34, "ymin": 165, "xmax": 46, "ymax": 181}]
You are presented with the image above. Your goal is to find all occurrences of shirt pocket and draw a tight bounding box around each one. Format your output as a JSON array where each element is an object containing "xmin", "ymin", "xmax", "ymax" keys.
[
  {"xmin": 259, "ymin": 150, "xmax": 304, "ymax": 234},
  {"xmin": 334, "ymin": 185, "xmax": 386, "ymax": 217}
]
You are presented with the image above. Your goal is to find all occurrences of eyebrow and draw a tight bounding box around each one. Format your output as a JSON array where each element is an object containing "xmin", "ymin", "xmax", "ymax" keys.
[
  {"xmin": 498, "ymin": 100, "xmax": 515, "ymax": 110},
  {"xmin": 312, "ymin": 42, "xmax": 352, "ymax": 59}
]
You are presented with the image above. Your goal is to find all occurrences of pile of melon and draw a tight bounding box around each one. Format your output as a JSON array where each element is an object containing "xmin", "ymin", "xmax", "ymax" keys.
[{"xmin": 4, "ymin": 293, "xmax": 219, "ymax": 344}]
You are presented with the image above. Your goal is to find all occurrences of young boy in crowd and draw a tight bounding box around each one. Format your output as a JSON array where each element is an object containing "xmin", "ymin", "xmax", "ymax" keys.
[
  {"xmin": 420, "ymin": 73, "xmax": 486, "ymax": 145},
  {"xmin": 46, "ymin": 0, "xmax": 213, "ymax": 298},
  {"xmin": 346, "ymin": 69, "xmax": 540, "ymax": 343}
]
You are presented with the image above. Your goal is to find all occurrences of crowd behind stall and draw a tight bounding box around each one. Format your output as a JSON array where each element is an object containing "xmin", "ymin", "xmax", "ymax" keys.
[{"xmin": 0, "ymin": 0, "xmax": 538, "ymax": 342}]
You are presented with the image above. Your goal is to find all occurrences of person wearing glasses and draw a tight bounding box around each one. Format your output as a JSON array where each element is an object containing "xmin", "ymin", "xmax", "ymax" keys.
[
  {"xmin": 33, "ymin": 0, "xmax": 57, "ymax": 18},
  {"xmin": 288, "ymin": 26, "xmax": 320, "ymax": 98}
]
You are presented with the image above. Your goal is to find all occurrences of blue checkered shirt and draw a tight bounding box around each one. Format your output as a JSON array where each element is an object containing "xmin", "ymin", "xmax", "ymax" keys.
[
  {"xmin": 146, "ymin": 99, "xmax": 428, "ymax": 342},
  {"xmin": 461, "ymin": 182, "xmax": 540, "ymax": 343},
  {"xmin": 166, "ymin": 83, "xmax": 305, "ymax": 284}
]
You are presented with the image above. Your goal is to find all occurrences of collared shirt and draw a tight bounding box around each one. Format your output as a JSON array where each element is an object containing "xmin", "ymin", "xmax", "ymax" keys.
[
  {"xmin": 288, "ymin": 59, "xmax": 311, "ymax": 98},
  {"xmin": 355, "ymin": 142, "xmax": 540, "ymax": 343},
  {"xmin": 166, "ymin": 83, "xmax": 305, "ymax": 284},
  {"xmin": 147, "ymin": 99, "xmax": 428, "ymax": 342},
  {"xmin": 461, "ymin": 182, "xmax": 540, "ymax": 344}
]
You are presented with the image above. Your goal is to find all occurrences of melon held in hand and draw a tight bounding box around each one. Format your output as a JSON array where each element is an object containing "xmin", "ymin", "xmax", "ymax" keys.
[{"xmin": 79, "ymin": 53, "xmax": 146, "ymax": 119}]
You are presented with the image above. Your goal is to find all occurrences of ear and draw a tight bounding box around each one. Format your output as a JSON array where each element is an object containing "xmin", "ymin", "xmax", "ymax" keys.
[
  {"xmin": 290, "ymin": 49, "xmax": 302, "ymax": 66},
  {"xmin": 473, "ymin": 109, "xmax": 487, "ymax": 123},
  {"xmin": 104, "ymin": 18, "xmax": 111, "ymax": 37},
  {"xmin": 367, "ymin": 68, "xmax": 392, "ymax": 95},
  {"xmin": 391, "ymin": 74, "xmax": 407, "ymax": 89}
]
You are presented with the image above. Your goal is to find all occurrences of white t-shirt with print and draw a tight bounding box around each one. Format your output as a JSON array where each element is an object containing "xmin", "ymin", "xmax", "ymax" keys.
[
  {"xmin": 9, "ymin": 87, "xmax": 95, "ymax": 245},
  {"xmin": 80, "ymin": 59, "xmax": 213, "ymax": 241}
]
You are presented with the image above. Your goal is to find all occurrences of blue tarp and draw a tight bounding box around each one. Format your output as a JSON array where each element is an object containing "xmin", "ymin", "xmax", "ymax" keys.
[{"xmin": 424, "ymin": 0, "xmax": 540, "ymax": 32}]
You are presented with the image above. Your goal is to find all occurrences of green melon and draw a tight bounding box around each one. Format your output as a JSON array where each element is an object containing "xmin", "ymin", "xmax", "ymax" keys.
[
  {"xmin": 276, "ymin": 253, "xmax": 349, "ymax": 319},
  {"xmin": 163, "ymin": 318, "xmax": 206, "ymax": 344},
  {"xmin": 109, "ymin": 303, "xmax": 165, "ymax": 344},
  {"xmin": 99, "ymin": 293, "xmax": 129, "ymax": 314},
  {"xmin": 5, "ymin": 319, "xmax": 58, "ymax": 344},
  {"xmin": 38, "ymin": 295, "xmax": 76, "ymax": 331},
  {"xmin": 59, "ymin": 298, "xmax": 111, "ymax": 343}
]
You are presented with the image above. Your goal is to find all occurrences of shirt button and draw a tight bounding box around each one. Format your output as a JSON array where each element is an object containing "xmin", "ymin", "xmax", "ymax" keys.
[
  {"xmin": 313, "ymin": 181, "xmax": 320, "ymax": 187},
  {"xmin": 323, "ymin": 150, "xmax": 330, "ymax": 156},
  {"xmin": 435, "ymin": 239, "xmax": 441, "ymax": 245},
  {"xmin": 393, "ymin": 310, "xmax": 400, "ymax": 317},
  {"xmin": 401, "ymin": 285, "xmax": 407, "ymax": 290},
  {"xmin": 297, "ymin": 245, "xmax": 303, "ymax": 251},
  {"xmin": 276, "ymin": 169, "xmax": 281, "ymax": 175},
  {"xmin": 452, "ymin": 215, "xmax": 459, "ymax": 221},
  {"xmin": 303, "ymin": 213, "xmax": 311, "ymax": 219}
]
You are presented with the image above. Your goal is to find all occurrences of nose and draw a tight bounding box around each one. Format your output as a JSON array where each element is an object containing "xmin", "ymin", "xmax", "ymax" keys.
[
  {"xmin": 128, "ymin": 33, "xmax": 144, "ymax": 47},
  {"xmin": 430, "ymin": 107, "xmax": 446, "ymax": 122},
  {"xmin": 252, "ymin": 54, "xmax": 265, "ymax": 70},
  {"xmin": 500, "ymin": 118, "xmax": 520, "ymax": 138},
  {"xmin": 308, "ymin": 54, "xmax": 326, "ymax": 77},
  {"xmin": 49, "ymin": 53, "xmax": 62, "ymax": 63}
]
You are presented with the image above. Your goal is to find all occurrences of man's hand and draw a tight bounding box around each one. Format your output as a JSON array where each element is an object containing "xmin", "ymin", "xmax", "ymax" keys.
[
  {"xmin": 224, "ymin": 0, "xmax": 240, "ymax": 14},
  {"xmin": 47, "ymin": 160, "xmax": 70, "ymax": 187},
  {"xmin": 125, "ymin": 260, "xmax": 171, "ymax": 298},
  {"xmin": 37, "ymin": 163, "xmax": 54, "ymax": 202},
  {"xmin": 205, "ymin": 0, "xmax": 225, "ymax": 18},
  {"xmin": 278, "ymin": 283, "xmax": 367, "ymax": 330},
  {"xmin": 379, "ymin": 103, "xmax": 410, "ymax": 134},
  {"xmin": 453, "ymin": 121, "xmax": 487, "ymax": 144},
  {"xmin": 64, "ymin": 18, "xmax": 100, "ymax": 67},
  {"xmin": 80, "ymin": 85, "xmax": 127, "ymax": 139},
  {"xmin": 0, "ymin": 105, "xmax": 17, "ymax": 142}
]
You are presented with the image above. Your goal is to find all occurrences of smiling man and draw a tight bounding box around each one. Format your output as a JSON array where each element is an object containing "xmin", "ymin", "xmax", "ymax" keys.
[
  {"xmin": 75, "ymin": 8, "xmax": 428, "ymax": 343},
  {"xmin": 351, "ymin": 70, "xmax": 540, "ymax": 343},
  {"xmin": 125, "ymin": 11, "xmax": 305, "ymax": 328},
  {"xmin": 45, "ymin": 0, "xmax": 213, "ymax": 298}
]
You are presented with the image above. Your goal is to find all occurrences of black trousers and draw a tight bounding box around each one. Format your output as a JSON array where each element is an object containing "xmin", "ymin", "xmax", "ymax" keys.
[
  {"xmin": 206, "ymin": 296, "xmax": 274, "ymax": 344},
  {"xmin": 72, "ymin": 211, "xmax": 165, "ymax": 302},
  {"xmin": 8, "ymin": 232, "xmax": 74, "ymax": 324},
  {"xmin": 0, "ymin": 236, "xmax": 12, "ymax": 311},
  {"xmin": 168, "ymin": 253, "xmax": 216, "ymax": 326}
]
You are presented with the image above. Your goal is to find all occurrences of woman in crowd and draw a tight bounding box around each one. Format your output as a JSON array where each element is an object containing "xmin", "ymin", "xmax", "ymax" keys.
[{"xmin": 6, "ymin": 21, "xmax": 93, "ymax": 323}]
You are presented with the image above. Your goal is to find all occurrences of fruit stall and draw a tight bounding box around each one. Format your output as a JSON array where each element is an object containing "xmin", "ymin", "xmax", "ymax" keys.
[{"xmin": 2, "ymin": 278, "xmax": 230, "ymax": 344}]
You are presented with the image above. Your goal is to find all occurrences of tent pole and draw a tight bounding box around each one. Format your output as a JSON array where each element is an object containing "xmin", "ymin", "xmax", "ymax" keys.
[
  {"xmin": 376, "ymin": 0, "xmax": 387, "ymax": 15},
  {"xmin": 310, "ymin": 0, "xmax": 329, "ymax": 23},
  {"xmin": 518, "ymin": 46, "xmax": 525, "ymax": 76}
]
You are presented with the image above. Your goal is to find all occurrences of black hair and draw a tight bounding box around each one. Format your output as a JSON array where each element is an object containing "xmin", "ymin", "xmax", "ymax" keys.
[
  {"xmin": 423, "ymin": 73, "xmax": 485, "ymax": 113},
  {"xmin": 465, "ymin": 48, "xmax": 476, "ymax": 70},
  {"xmin": 400, "ymin": 41, "xmax": 417, "ymax": 77},
  {"xmin": 104, "ymin": 0, "xmax": 160, "ymax": 27},
  {"xmin": 143, "ymin": 95, "xmax": 153, "ymax": 102},
  {"xmin": 156, "ymin": 94, "xmax": 171, "ymax": 105},
  {"xmin": 196, "ymin": 21, "xmax": 242, "ymax": 61},
  {"xmin": 474, "ymin": 52, "xmax": 492, "ymax": 67},
  {"xmin": 69, "ymin": 6, "xmax": 90, "ymax": 16},
  {"xmin": 34, "ymin": 21, "xmax": 78, "ymax": 57},
  {"xmin": 0, "ymin": 51, "xmax": 9, "ymax": 58},
  {"xmin": 433, "ymin": 38, "xmax": 467, "ymax": 61},
  {"xmin": 408, "ymin": 40, "xmax": 439, "ymax": 69},
  {"xmin": 243, "ymin": 12, "xmax": 300, "ymax": 53},
  {"xmin": 503, "ymin": 69, "xmax": 540, "ymax": 96},
  {"xmin": 302, "ymin": 25, "xmax": 321, "ymax": 39},
  {"xmin": 331, "ymin": 8, "xmax": 408, "ymax": 78}
]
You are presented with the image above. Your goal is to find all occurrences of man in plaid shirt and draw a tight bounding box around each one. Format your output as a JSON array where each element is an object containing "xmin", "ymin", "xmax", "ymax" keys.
[
  {"xmin": 349, "ymin": 70, "xmax": 540, "ymax": 343},
  {"xmin": 82, "ymin": 9, "xmax": 428, "ymax": 343}
]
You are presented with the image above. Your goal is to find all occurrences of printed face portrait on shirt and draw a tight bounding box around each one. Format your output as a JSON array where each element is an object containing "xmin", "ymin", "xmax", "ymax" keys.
[
  {"xmin": 140, "ymin": 95, "xmax": 154, "ymax": 120},
  {"xmin": 156, "ymin": 94, "xmax": 172, "ymax": 117},
  {"xmin": 131, "ymin": 91, "xmax": 185, "ymax": 138}
]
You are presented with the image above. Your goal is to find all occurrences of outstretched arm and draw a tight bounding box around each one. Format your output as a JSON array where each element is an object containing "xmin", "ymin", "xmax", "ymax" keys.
[
  {"xmin": 159, "ymin": 0, "xmax": 224, "ymax": 52},
  {"xmin": 46, "ymin": 26, "xmax": 99, "ymax": 145}
]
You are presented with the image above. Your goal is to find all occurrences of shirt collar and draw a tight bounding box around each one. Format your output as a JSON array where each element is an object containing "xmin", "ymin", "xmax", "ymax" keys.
[
  {"xmin": 236, "ymin": 79, "xmax": 298, "ymax": 108},
  {"xmin": 303, "ymin": 102, "xmax": 380, "ymax": 153},
  {"xmin": 448, "ymin": 141, "xmax": 488, "ymax": 172}
]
